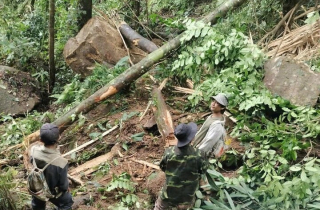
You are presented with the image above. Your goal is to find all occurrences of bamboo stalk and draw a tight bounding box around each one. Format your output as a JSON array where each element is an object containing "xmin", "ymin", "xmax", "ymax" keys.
[{"xmin": 62, "ymin": 125, "xmax": 118, "ymax": 157}]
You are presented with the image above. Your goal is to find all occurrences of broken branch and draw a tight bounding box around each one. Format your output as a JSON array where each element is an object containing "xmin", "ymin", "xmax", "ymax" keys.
[{"xmin": 130, "ymin": 158, "xmax": 160, "ymax": 170}]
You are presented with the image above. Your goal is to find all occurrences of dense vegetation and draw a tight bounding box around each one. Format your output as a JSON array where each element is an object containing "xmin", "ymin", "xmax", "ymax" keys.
[{"xmin": 0, "ymin": 0, "xmax": 319, "ymax": 209}]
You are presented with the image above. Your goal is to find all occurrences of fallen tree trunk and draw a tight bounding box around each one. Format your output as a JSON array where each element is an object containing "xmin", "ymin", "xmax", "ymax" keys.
[
  {"xmin": 22, "ymin": 0, "xmax": 247, "ymax": 147},
  {"xmin": 152, "ymin": 88, "xmax": 177, "ymax": 147},
  {"xmin": 119, "ymin": 22, "xmax": 158, "ymax": 53}
]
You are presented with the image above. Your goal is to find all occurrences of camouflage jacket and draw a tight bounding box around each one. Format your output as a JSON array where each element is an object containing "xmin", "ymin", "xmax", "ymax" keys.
[{"xmin": 159, "ymin": 145, "xmax": 207, "ymax": 205}]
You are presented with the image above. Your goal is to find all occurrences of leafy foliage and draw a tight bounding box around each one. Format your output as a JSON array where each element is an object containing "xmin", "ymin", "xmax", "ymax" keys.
[
  {"xmin": 0, "ymin": 168, "xmax": 18, "ymax": 210},
  {"xmin": 103, "ymin": 173, "xmax": 139, "ymax": 208},
  {"xmin": 202, "ymin": 154, "xmax": 320, "ymax": 210},
  {"xmin": 0, "ymin": 0, "xmax": 79, "ymax": 92},
  {"xmin": 0, "ymin": 112, "xmax": 48, "ymax": 147},
  {"xmin": 51, "ymin": 57, "xmax": 130, "ymax": 118},
  {"xmin": 157, "ymin": 15, "xmax": 320, "ymax": 209}
]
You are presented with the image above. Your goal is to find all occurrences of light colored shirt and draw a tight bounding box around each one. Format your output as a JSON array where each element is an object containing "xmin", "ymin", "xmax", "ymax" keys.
[{"xmin": 193, "ymin": 115, "xmax": 226, "ymax": 156}]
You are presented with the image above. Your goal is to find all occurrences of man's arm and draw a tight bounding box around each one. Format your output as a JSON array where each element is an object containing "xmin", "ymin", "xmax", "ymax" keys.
[
  {"xmin": 159, "ymin": 148, "xmax": 170, "ymax": 172},
  {"xmin": 197, "ymin": 123, "xmax": 223, "ymax": 154},
  {"xmin": 58, "ymin": 164, "xmax": 69, "ymax": 192}
]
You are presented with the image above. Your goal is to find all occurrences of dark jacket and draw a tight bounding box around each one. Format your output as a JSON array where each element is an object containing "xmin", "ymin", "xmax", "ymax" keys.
[{"xmin": 30, "ymin": 145, "xmax": 69, "ymax": 195}]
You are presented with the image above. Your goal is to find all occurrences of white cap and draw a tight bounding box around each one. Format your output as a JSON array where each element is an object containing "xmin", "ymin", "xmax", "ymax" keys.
[{"xmin": 212, "ymin": 93, "xmax": 228, "ymax": 107}]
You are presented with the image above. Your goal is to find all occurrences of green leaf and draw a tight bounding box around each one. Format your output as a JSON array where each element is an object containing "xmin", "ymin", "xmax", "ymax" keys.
[
  {"xmin": 89, "ymin": 132, "xmax": 101, "ymax": 139},
  {"xmin": 291, "ymin": 112, "xmax": 298, "ymax": 118},
  {"xmin": 131, "ymin": 132, "xmax": 145, "ymax": 142},
  {"xmin": 290, "ymin": 165, "xmax": 302, "ymax": 172},
  {"xmin": 272, "ymin": 176, "xmax": 285, "ymax": 180},
  {"xmin": 282, "ymin": 107, "xmax": 291, "ymax": 112},
  {"xmin": 224, "ymin": 190, "xmax": 236, "ymax": 210},
  {"xmin": 278, "ymin": 157, "xmax": 288, "ymax": 164},
  {"xmin": 113, "ymin": 159, "xmax": 119, "ymax": 165},
  {"xmin": 195, "ymin": 199, "xmax": 201, "ymax": 208},
  {"xmin": 215, "ymin": 58, "xmax": 219, "ymax": 65},
  {"xmin": 268, "ymin": 150, "xmax": 276, "ymax": 155},
  {"xmin": 196, "ymin": 56, "xmax": 201, "ymax": 65},
  {"xmin": 307, "ymin": 203, "xmax": 320, "ymax": 209},
  {"xmin": 301, "ymin": 170, "xmax": 309, "ymax": 182},
  {"xmin": 305, "ymin": 166, "xmax": 319, "ymax": 172},
  {"xmin": 201, "ymin": 27, "xmax": 210, "ymax": 37},
  {"xmin": 122, "ymin": 143, "xmax": 128, "ymax": 151},
  {"xmin": 195, "ymin": 28, "xmax": 201, "ymax": 37},
  {"xmin": 304, "ymin": 11, "xmax": 320, "ymax": 25},
  {"xmin": 195, "ymin": 190, "xmax": 204, "ymax": 199},
  {"xmin": 205, "ymin": 172, "xmax": 219, "ymax": 191}
]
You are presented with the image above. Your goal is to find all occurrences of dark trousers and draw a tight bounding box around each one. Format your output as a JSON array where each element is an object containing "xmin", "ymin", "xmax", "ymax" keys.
[{"xmin": 32, "ymin": 191, "xmax": 73, "ymax": 210}]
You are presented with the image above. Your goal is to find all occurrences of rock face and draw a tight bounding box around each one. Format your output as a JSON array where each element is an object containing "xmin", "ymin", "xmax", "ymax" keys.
[
  {"xmin": 0, "ymin": 66, "xmax": 40, "ymax": 115},
  {"xmin": 264, "ymin": 56, "xmax": 320, "ymax": 106},
  {"xmin": 63, "ymin": 16, "xmax": 146, "ymax": 77}
]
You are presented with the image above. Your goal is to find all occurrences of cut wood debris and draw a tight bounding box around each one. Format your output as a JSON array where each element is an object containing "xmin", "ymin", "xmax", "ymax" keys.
[
  {"xmin": 266, "ymin": 22, "xmax": 320, "ymax": 60},
  {"xmin": 62, "ymin": 125, "xmax": 119, "ymax": 158},
  {"xmin": 152, "ymin": 87, "xmax": 177, "ymax": 147},
  {"xmin": 70, "ymin": 143, "xmax": 121, "ymax": 176},
  {"xmin": 173, "ymin": 86, "xmax": 202, "ymax": 95}
]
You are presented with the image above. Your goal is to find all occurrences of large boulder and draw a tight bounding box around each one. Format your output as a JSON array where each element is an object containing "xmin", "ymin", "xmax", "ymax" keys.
[
  {"xmin": 63, "ymin": 16, "xmax": 146, "ymax": 77},
  {"xmin": 264, "ymin": 56, "xmax": 320, "ymax": 106},
  {"xmin": 0, "ymin": 66, "xmax": 40, "ymax": 115}
]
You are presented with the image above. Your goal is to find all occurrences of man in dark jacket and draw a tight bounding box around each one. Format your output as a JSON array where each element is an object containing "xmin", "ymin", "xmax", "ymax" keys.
[
  {"xmin": 30, "ymin": 123, "xmax": 73, "ymax": 210},
  {"xmin": 154, "ymin": 122, "xmax": 207, "ymax": 210}
]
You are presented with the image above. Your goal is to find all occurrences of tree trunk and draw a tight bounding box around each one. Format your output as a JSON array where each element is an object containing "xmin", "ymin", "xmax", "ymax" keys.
[
  {"xmin": 78, "ymin": 0, "xmax": 92, "ymax": 31},
  {"xmin": 132, "ymin": 0, "xmax": 140, "ymax": 17},
  {"xmin": 152, "ymin": 88, "xmax": 177, "ymax": 147},
  {"xmin": 31, "ymin": 0, "xmax": 35, "ymax": 11},
  {"xmin": 119, "ymin": 22, "xmax": 158, "ymax": 53},
  {"xmin": 48, "ymin": 0, "xmax": 55, "ymax": 93},
  {"xmin": 283, "ymin": 0, "xmax": 300, "ymax": 15},
  {"xmin": 23, "ymin": 0, "xmax": 247, "ymax": 145}
]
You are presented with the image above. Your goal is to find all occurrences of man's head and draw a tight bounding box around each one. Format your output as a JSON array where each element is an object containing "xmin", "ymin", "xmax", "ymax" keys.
[
  {"xmin": 211, "ymin": 93, "xmax": 228, "ymax": 114},
  {"xmin": 174, "ymin": 122, "xmax": 198, "ymax": 147},
  {"xmin": 40, "ymin": 123, "xmax": 59, "ymax": 146}
]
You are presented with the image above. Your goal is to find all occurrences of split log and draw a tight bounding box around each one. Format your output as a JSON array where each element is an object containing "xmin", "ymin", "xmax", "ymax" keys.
[
  {"xmin": 152, "ymin": 88, "xmax": 177, "ymax": 147},
  {"xmin": 68, "ymin": 174, "xmax": 84, "ymax": 186},
  {"xmin": 119, "ymin": 22, "xmax": 158, "ymax": 53},
  {"xmin": 69, "ymin": 143, "xmax": 121, "ymax": 176},
  {"xmin": 22, "ymin": 0, "xmax": 247, "ymax": 148}
]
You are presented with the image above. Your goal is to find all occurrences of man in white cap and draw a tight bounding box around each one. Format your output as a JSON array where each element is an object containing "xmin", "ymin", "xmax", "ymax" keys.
[{"xmin": 193, "ymin": 93, "xmax": 228, "ymax": 158}]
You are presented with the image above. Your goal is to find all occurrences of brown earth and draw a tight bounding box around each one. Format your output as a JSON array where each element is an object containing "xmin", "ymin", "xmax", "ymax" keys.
[
  {"xmin": 59, "ymin": 90, "xmax": 246, "ymax": 209},
  {"xmin": 13, "ymin": 89, "xmax": 245, "ymax": 210}
]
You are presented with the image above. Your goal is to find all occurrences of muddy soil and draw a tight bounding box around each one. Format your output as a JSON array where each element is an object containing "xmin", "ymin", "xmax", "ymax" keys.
[{"xmin": 12, "ymin": 90, "xmax": 245, "ymax": 210}]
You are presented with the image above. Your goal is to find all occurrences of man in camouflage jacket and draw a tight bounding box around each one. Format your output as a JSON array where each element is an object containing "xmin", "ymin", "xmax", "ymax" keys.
[{"xmin": 154, "ymin": 122, "xmax": 207, "ymax": 210}]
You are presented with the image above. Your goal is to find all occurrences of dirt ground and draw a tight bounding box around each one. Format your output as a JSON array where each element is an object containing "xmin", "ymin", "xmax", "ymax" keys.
[{"xmin": 14, "ymin": 89, "xmax": 245, "ymax": 210}]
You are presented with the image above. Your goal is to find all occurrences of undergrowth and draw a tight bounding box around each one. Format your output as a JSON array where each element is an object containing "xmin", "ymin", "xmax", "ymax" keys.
[{"xmin": 158, "ymin": 15, "xmax": 320, "ymax": 209}]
